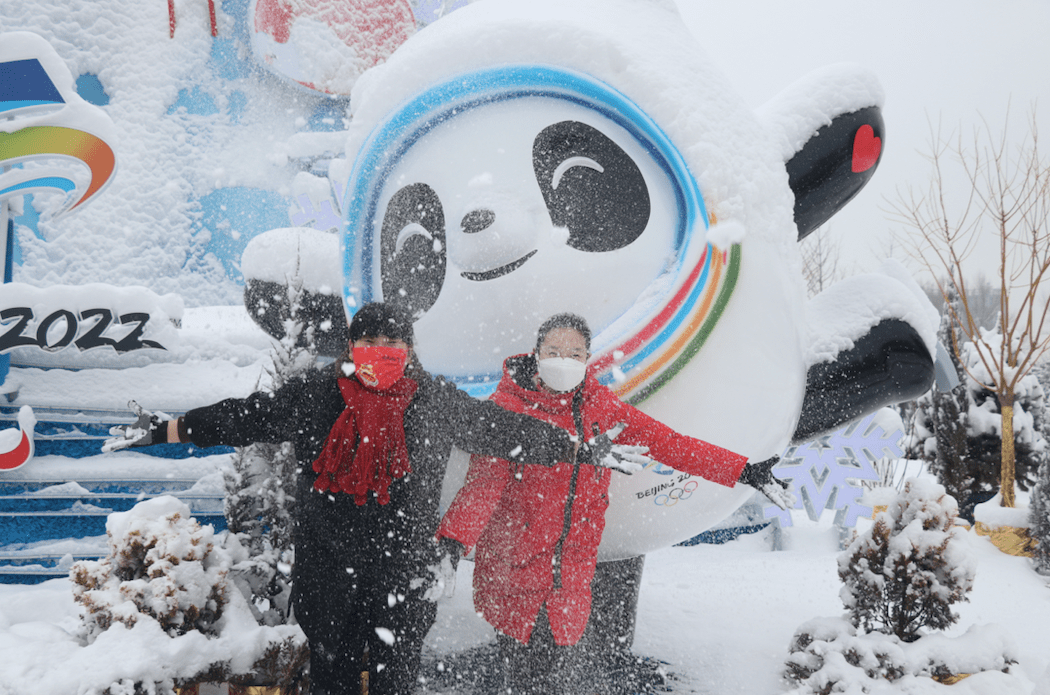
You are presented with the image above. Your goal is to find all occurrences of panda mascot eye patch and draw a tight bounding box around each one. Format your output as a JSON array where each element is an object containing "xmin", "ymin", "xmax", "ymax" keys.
[
  {"xmin": 533, "ymin": 120, "xmax": 651, "ymax": 253},
  {"xmin": 380, "ymin": 183, "xmax": 447, "ymax": 318}
]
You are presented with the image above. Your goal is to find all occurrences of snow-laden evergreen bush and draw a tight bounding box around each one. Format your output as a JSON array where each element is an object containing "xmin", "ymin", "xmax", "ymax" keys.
[
  {"xmin": 838, "ymin": 479, "xmax": 975, "ymax": 642},
  {"xmin": 1028, "ymin": 360, "xmax": 1050, "ymax": 575},
  {"xmin": 784, "ymin": 616, "xmax": 1017, "ymax": 693},
  {"xmin": 784, "ymin": 479, "xmax": 1017, "ymax": 693},
  {"xmin": 71, "ymin": 496, "xmax": 231, "ymax": 641},
  {"xmin": 224, "ymin": 259, "xmax": 314, "ymax": 626},
  {"xmin": 1031, "ymin": 434, "xmax": 1050, "ymax": 576},
  {"xmin": 906, "ymin": 319, "xmax": 1047, "ymax": 513},
  {"xmin": 70, "ymin": 497, "xmax": 309, "ymax": 692},
  {"xmin": 924, "ymin": 297, "xmax": 973, "ymax": 503}
]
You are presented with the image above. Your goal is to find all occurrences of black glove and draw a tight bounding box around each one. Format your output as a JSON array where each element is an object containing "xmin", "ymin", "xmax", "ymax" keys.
[
  {"xmin": 102, "ymin": 401, "xmax": 170, "ymax": 452},
  {"xmin": 738, "ymin": 455, "xmax": 795, "ymax": 510},
  {"xmin": 438, "ymin": 536, "xmax": 465, "ymax": 559},
  {"xmin": 577, "ymin": 423, "xmax": 652, "ymax": 475}
]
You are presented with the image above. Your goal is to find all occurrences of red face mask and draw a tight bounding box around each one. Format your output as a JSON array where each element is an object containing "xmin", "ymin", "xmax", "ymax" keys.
[{"xmin": 352, "ymin": 345, "xmax": 409, "ymax": 390}]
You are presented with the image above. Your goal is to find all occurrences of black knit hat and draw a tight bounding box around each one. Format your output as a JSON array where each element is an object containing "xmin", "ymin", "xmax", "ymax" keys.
[{"xmin": 348, "ymin": 302, "xmax": 415, "ymax": 345}]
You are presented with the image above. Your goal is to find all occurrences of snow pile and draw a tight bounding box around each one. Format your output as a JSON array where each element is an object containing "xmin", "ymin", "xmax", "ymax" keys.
[
  {"xmin": 240, "ymin": 227, "xmax": 340, "ymax": 295},
  {"xmin": 758, "ymin": 62, "xmax": 884, "ymax": 163},
  {"xmin": 62, "ymin": 497, "xmax": 307, "ymax": 691},
  {"xmin": 784, "ymin": 616, "xmax": 1019, "ymax": 693},
  {"xmin": 974, "ymin": 493, "xmax": 1031, "ymax": 529},
  {"xmin": 805, "ymin": 259, "xmax": 940, "ymax": 366}
]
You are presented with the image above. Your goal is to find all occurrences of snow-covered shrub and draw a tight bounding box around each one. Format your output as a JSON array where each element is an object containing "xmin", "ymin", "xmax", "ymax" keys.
[
  {"xmin": 838, "ymin": 479, "xmax": 975, "ymax": 642},
  {"xmin": 1032, "ymin": 449, "xmax": 1050, "ymax": 575},
  {"xmin": 224, "ymin": 440, "xmax": 298, "ymax": 626},
  {"xmin": 1028, "ymin": 360, "xmax": 1050, "ymax": 574},
  {"xmin": 224, "ymin": 254, "xmax": 313, "ymax": 626},
  {"xmin": 70, "ymin": 497, "xmax": 309, "ymax": 692},
  {"xmin": 71, "ymin": 496, "xmax": 231, "ymax": 641},
  {"xmin": 785, "ymin": 617, "xmax": 907, "ymax": 686},
  {"xmin": 906, "ymin": 312, "xmax": 1048, "ymax": 514},
  {"xmin": 784, "ymin": 616, "xmax": 1017, "ymax": 693},
  {"xmin": 784, "ymin": 481, "xmax": 1015, "ymax": 693}
]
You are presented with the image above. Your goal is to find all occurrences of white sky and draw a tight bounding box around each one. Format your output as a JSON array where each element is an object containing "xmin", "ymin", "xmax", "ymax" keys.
[{"xmin": 674, "ymin": 0, "xmax": 1050, "ymax": 287}]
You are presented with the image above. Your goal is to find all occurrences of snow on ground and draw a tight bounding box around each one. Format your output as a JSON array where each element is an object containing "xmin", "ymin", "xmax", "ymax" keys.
[
  {"xmin": 2, "ymin": 516, "xmax": 1047, "ymax": 694},
  {"xmin": 1, "ymin": 303, "xmax": 1047, "ymax": 694}
]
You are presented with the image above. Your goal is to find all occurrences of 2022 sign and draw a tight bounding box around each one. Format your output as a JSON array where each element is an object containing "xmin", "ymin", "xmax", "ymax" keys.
[{"xmin": 0, "ymin": 307, "xmax": 165, "ymax": 354}]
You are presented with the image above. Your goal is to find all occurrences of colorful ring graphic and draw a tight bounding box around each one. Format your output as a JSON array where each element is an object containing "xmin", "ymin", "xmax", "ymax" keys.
[{"xmin": 0, "ymin": 126, "xmax": 116, "ymax": 212}]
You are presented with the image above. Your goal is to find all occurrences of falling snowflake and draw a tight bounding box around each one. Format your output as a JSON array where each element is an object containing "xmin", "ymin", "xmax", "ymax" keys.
[{"xmin": 764, "ymin": 412, "xmax": 903, "ymax": 529}]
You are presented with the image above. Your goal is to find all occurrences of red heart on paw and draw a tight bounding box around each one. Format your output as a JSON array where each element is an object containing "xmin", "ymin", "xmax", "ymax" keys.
[{"xmin": 852, "ymin": 124, "xmax": 881, "ymax": 173}]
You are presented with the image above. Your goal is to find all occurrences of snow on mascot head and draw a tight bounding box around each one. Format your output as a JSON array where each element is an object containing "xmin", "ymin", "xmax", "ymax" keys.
[{"xmin": 338, "ymin": 0, "xmax": 937, "ymax": 558}]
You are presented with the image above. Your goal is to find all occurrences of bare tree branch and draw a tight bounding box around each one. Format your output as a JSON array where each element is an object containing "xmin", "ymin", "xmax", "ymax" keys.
[{"xmin": 887, "ymin": 107, "xmax": 1050, "ymax": 507}]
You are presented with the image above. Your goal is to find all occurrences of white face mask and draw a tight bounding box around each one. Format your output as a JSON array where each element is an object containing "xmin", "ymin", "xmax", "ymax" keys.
[{"xmin": 536, "ymin": 356, "xmax": 587, "ymax": 393}]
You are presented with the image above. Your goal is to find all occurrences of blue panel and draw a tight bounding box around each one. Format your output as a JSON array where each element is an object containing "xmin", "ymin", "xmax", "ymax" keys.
[
  {"xmin": 308, "ymin": 100, "xmax": 348, "ymax": 132},
  {"xmin": 0, "ymin": 59, "xmax": 64, "ymax": 112},
  {"xmin": 676, "ymin": 523, "xmax": 770, "ymax": 546},
  {"xmin": 211, "ymin": 37, "xmax": 253, "ymax": 81},
  {"xmin": 196, "ymin": 187, "xmax": 292, "ymax": 282},
  {"xmin": 32, "ymin": 439, "xmax": 233, "ymax": 459},
  {"xmin": 0, "ymin": 513, "xmax": 227, "ymax": 546},
  {"xmin": 227, "ymin": 90, "xmax": 248, "ymax": 124},
  {"xmin": 74, "ymin": 73, "xmax": 110, "ymax": 106},
  {"xmin": 167, "ymin": 85, "xmax": 220, "ymax": 116}
]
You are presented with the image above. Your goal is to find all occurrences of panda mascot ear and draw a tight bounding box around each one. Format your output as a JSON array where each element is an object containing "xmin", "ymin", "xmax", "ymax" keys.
[
  {"xmin": 787, "ymin": 106, "xmax": 883, "ymax": 240},
  {"xmin": 761, "ymin": 65, "xmax": 885, "ymax": 241}
]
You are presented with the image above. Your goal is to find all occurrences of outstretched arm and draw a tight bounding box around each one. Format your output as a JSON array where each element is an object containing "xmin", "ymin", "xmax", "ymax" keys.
[
  {"xmin": 104, "ymin": 377, "xmax": 313, "ymax": 452},
  {"xmin": 613, "ymin": 399, "xmax": 747, "ymax": 487},
  {"xmin": 611, "ymin": 398, "xmax": 794, "ymax": 508},
  {"xmin": 441, "ymin": 380, "xmax": 572, "ymax": 467}
]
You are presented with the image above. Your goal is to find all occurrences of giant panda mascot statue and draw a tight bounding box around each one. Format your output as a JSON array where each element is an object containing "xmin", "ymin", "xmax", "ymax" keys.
[{"xmin": 247, "ymin": 0, "xmax": 937, "ymax": 659}]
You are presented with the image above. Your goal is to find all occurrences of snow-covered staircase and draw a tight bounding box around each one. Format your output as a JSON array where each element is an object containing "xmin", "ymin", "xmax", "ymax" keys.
[
  {"xmin": 0, "ymin": 305, "xmax": 274, "ymax": 584},
  {"xmin": 0, "ymin": 406, "xmax": 232, "ymax": 584}
]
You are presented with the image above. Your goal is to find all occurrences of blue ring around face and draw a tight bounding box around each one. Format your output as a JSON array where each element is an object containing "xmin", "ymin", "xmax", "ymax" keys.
[{"xmin": 340, "ymin": 65, "xmax": 707, "ymax": 396}]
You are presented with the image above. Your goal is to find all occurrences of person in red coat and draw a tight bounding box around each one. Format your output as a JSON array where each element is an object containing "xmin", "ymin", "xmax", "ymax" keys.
[{"xmin": 436, "ymin": 312, "xmax": 790, "ymax": 693}]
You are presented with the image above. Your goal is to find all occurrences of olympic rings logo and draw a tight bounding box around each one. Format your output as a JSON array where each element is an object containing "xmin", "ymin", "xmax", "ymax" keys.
[{"xmin": 654, "ymin": 480, "xmax": 698, "ymax": 506}]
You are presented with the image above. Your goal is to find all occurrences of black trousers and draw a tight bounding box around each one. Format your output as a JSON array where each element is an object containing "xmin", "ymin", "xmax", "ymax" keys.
[
  {"xmin": 496, "ymin": 607, "xmax": 588, "ymax": 695},
  {"xmin": 292, "ymin": 497, "xmax": 438, "ymax": 695},
  {"xmin": 298, "ymin": 583, "xmax": 437, "ymax": 695}
]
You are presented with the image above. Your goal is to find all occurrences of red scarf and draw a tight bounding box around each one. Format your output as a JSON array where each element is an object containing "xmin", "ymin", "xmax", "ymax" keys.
[{"xmin": 312, "ymin": 376, "xmax": 418, "ymax": 505}]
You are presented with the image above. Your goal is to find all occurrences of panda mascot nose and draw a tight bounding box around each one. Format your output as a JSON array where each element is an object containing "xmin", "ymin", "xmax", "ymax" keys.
[
  {"xmin": 460, "ymin": 209, "xmax": 495, "ymax": 234},
  {"xmin": 446, "ymin": 191, "xmax": 551, "ymax": 279}
]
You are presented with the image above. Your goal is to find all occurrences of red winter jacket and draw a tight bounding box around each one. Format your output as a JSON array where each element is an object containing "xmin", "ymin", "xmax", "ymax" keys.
[{"xmin": 436, "ymin": 354, "xmax": 748, "ymax": 646}]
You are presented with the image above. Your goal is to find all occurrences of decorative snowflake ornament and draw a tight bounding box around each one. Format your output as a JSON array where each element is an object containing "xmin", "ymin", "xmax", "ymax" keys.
[{"xmin": 765, "ymin": 412, "xmax": 903, "ymax": 529}]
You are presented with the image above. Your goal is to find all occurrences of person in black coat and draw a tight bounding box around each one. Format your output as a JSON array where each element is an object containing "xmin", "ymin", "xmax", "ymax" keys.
[{"xmin": 104, "ymin": 302, "xmax": 574, "ymax": 695}]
